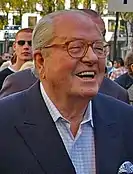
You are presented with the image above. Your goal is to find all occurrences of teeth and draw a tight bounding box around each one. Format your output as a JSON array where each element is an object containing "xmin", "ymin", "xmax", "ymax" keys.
[{"xmin": 78, "ymin": 72, "xmax": 95, "ymax": 76}]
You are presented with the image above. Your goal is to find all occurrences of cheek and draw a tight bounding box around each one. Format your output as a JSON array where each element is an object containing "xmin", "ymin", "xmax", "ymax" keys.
[
  {"xmin": 50, "ymin": 61, "xmax": 75, "ymax": 78},
  {"xmin": 47, "ymin": 61, "xmax": 77, "ymax": 89},
  {"xmin": 131, "ymin": 66, "xmax": 133, "ymax": 72},
  {"xmin": 15, "ymin": 47, "xmax": 21, "ymax": 54},
  {"xmin": 48, "ymin": 52, "xmax": 77, "ymax": 76}
]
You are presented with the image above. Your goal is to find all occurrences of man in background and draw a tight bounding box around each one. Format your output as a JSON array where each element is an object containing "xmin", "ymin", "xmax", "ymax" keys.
[
  {"xmin": 110, "ymin": 58, "xmax": 127, "ymax": 80},
  {"xmin": 115, "ymin": 51, "xmax": 133, "ymax": 104},
  {"xmin": 0, "ymin": 28, "xmax": 33, "ymax": 89}
]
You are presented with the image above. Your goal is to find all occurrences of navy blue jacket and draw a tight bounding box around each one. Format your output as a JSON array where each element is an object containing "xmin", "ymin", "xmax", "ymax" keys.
[
  {"xmin": 115, "ymin": 72, "xmax": 133, "ymax": 90},
  {"xmin": 0, "ymin": 81, "xmax": 133, "ymax": 174},
  {"xmin": 99, "ymin": 77, "xmax": 129, "ymax": 104}
]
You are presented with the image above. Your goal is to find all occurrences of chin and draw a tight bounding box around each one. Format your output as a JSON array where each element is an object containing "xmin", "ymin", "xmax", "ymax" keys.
[
  {"xmin": 23, "ymin": 57, "xmax": 32, "ymax": 61},
  {"xmin": 71, "ymin": 83, "xmax": 99, "ymax": 99},
  {"xmin": 76, "ymin": 87, "xmax": 99, "ymax": 99},
  {"xmin": 82, "ymin": 90, "xmax": 98, "ymax": 98},
  {"xmin": 83, "ymin": 83, "xmax": 99, "ymax": 96}
]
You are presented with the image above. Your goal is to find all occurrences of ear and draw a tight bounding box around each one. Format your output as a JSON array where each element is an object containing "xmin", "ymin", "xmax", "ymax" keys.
[
  {"xmin": 12, "ymin": 42, "xmax": 16, "ymax": 52},
  {"xmin": 131, "ymin": 64, "xmax": 133, "ymax": 72},
  {"xmin": 33, "ymin": 50, "xmax": 45, "ymax": 79}
]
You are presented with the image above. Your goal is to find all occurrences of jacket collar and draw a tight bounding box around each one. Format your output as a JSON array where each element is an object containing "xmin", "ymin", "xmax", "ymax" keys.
[
  {"xmin": 16, "ymin": 81, "xmax": 119, "ymax": 174},
  {"xmin": 15, "ymin": 81, "xmax": 76, "ymax": 174}
]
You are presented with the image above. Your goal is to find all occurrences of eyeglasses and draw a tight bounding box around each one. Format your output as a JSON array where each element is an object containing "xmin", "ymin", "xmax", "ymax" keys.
[
  {"xmin": 44, "ymin": 39, "xmax": 105, "ymax": 59},
  {"xmin": 17, "ymin": 40, "xmax": 32, "ymax": 46}
]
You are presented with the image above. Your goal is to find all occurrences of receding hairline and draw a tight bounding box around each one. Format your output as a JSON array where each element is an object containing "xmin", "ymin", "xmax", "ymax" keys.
[
  {"xmin": 33, "ymin": 9, "xmax": 94, "ymax": 36},
  {"xmin": 53, "ymin": 10, "xmax": 97, "ymax": 32},
  {"xmin": 15, "ymin": 28, "xmax": 33, "ymax": 40},
  {"xmin": 32, "ymin": 10, "xmax": 96, "ymax": 50}
]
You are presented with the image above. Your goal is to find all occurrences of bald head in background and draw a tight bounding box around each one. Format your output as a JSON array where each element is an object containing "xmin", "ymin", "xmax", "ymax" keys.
[{"xmin": 80, "ymin": 9, "xmax": 106, "ymax": 37}]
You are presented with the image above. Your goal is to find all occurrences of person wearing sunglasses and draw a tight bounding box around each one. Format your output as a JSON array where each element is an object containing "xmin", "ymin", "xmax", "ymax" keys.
[{"xmin": 0, "ymin": 28, "xmax": 33, "ymax": 89}]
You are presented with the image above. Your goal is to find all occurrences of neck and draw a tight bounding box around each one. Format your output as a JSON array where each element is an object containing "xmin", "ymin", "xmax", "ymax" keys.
[
  {"xmin": 45, "ymin": 88, "xmax": 89, "ymax": 119},
  {"xmin": 42, "ymin": 81, "xmax": 90, "ymax": 135},
  {"xmin": 11, "ymin": 59, "xmax": 26, "ymax": 71}
]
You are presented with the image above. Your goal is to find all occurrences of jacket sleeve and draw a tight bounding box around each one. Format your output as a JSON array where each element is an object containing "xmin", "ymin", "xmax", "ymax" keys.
[{"xmin": 0, "ymin": 75, "xmax": 15, "ymax": 98}]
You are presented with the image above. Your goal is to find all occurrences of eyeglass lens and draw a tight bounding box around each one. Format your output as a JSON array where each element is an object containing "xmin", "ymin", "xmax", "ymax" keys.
[
  {"xmin": 17, "ymin": 40, "xmax": 32, "ymax": 46},
  {"xmin": 67, "ymin": 40, "xmax": 104, "ymax": 58}
]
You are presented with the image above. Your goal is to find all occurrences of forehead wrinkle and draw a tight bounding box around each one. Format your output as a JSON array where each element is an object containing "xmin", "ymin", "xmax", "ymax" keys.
[
  {"xmin": 53, "ymin": 16, "xmax": 103, "ymax": 43},
  {"xmin": 54, "ymin": 12, "xmax": 94, "ymax": 29},
  {"xmin": 32, "ymin": 10, "xmax": 103, "ymax": 50}
]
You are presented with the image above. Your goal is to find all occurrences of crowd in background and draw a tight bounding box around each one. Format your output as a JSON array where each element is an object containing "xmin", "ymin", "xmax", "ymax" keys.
[{"xmin": 105, "ymin": 53, "xmax": 133, "ymax": 104}]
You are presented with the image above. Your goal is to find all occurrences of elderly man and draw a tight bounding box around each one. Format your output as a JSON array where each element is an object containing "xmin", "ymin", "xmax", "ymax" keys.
[
  {"xmin": 0, "ymin": 10, "xmax": 133, "ymax": 174},
  {"xmin": 0, "ymin": 9, "xmax": 129, "ymax": 104}
]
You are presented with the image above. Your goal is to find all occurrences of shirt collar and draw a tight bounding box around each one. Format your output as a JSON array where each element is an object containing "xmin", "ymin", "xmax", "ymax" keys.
[
  {"xmin": 40, "ymin": 82, "xmax": 93, "ymax": 127},
  {"xmin": 8, "ymin": 65, "xmax": 17, "ymax": 73}
]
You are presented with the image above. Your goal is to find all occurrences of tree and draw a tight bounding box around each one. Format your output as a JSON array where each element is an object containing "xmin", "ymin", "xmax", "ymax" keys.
[
  {"xmin": 0, "ymin": 0, "xmax": 12, "ymax": 27},
  {"xmin": 70, "ymin": 0, "xmax": 79, "ymax": 8},
  {"xmin": 10, "ymin": 0, "xmax": 37, "ymax": 26},
  {"xmin": 35, "ymin": 0, "xmax": 56, "ymax": 15},
  {"xmin": 83, "ymin": 0, "xmax": 91, "ymax": 8},
  {"xmin": 92, "ymin": 0, "xmax": 107, "ymax": 15},
  {"xmin": 120, "ymin": 12, "xmax": 133, "ymax": 52},
  {"xmin": 56, "ymin": 0, "xmax": 65, "ymax": 10}
]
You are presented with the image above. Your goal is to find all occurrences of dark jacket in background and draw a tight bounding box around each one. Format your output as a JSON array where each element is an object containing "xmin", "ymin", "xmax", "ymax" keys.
[
  {"xmin": 99, "ymin": 77, "xmax": 129, "ymax": 104},
  {"xmin": 0, "ymin": 67, "xmax": 14, "ymax": 89},
  {"xmin": 115, "ymin": 72, "xmax": 133, "ymax": 90},
  {"xmin": 0, "ymin": 69, "xmax": 37, "ymax": 98}
]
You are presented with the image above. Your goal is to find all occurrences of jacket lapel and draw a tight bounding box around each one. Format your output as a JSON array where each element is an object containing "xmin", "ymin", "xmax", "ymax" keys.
[
  {"xmin": 92, "ymin": 94, "xmax": 125, "ymax": 174},
  {"xmin": 15, "ymin": 82, "xmax": 124, "ymax": 174},
  {"xmin": 16, "ymin": 82, "xmax": 76, "ymax": 174}
]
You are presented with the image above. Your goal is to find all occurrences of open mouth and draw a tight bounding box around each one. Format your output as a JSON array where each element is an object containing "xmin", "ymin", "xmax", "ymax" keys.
[{"xmin": 76, "ymin": 71, "xmax": 95, "ymax": 79}]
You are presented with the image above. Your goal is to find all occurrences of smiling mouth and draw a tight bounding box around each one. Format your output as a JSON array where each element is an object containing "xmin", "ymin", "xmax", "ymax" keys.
[{"xmin": 76, "ymin": 71, "xmax": 95, "ymax": 79}]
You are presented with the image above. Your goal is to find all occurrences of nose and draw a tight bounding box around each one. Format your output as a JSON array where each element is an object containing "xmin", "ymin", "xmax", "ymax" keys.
[
  {"xmin": 23, "ymin": 42, "xmax": 30, "ymax": 49},
  {"xmin": 81, "ymin": 47, "xmax": 98, "ymax": 64}
]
